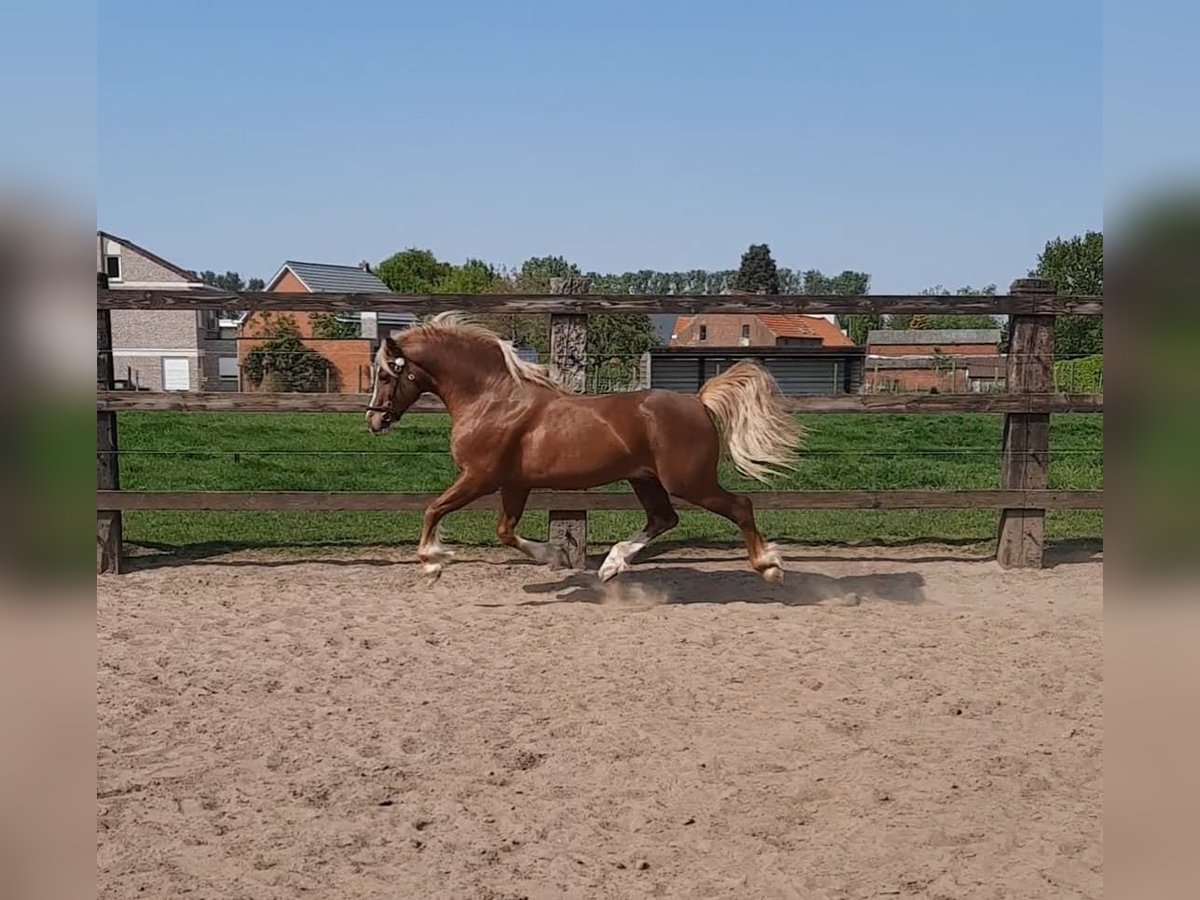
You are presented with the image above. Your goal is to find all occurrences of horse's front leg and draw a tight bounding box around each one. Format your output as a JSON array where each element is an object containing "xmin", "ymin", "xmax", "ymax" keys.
[{"xmin": 418, "ymin": 473, "xmax": 494, "ymax": 582}]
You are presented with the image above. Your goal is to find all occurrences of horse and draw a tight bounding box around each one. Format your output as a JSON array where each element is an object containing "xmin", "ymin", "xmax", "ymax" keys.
[{"xmin": 364, "ymin": 312, "xmax": 805, "ymax": 584}]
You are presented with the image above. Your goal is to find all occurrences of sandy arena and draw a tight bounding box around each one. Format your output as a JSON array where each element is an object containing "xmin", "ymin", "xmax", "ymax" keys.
[{"xmin": 97, "ymin": 544, "xmax": 1102, "ymax": 899}]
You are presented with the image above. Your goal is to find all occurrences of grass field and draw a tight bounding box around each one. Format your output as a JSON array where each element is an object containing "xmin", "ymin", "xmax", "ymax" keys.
[{"xmin": 117, "ymin": 411, "xmax": 1103, "ymax": 553}]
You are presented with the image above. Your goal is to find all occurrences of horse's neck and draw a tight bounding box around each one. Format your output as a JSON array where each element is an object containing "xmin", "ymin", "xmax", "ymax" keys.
[{"xmin": 413, "ymin": 340, "xmax": 514, "ymax": 414}]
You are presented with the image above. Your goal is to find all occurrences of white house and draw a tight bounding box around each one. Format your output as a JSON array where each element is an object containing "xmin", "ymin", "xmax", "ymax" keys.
[{"xmin": 98, "ymin": 230, "xmax": 235, "ymax": 390}]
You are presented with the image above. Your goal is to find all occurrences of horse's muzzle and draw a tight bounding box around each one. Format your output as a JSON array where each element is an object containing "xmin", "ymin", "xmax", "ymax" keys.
[{"xmin": 365, "ymin": 408, "xmax": 394, "ymax": 434}]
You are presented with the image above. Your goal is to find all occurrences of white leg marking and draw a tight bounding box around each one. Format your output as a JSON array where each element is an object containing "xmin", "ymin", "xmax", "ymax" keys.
[
  {"xmin": 598, "ymin": 531, "xmax": 649, "ymax": 582},
  {"xmin": 419, "ymin": 534, "xmax": 454, "ymax": 581},
  {"xmin": 760, "ymin": 542, "xmax": 784, "ymax": 584}
]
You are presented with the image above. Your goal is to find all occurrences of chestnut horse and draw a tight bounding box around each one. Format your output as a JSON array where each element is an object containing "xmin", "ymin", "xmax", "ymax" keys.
[{"xmin": 365, "ymin": 313, "xmax": 804, "ymax": 583}]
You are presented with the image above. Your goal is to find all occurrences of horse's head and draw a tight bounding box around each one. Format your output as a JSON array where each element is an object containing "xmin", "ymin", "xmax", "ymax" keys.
[{"xmin": 365, "ymin": 339, "xmax": 429, "ymax": 434}]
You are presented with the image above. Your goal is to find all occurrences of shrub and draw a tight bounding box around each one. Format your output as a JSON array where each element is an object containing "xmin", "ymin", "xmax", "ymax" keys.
[
  {"xmin": 244, "ymin": 314, "xmax": 337, "ymax": 392},
  {"xmin": 1054, "ymin": 354, "xmax": 1102, "ymax": 393}
]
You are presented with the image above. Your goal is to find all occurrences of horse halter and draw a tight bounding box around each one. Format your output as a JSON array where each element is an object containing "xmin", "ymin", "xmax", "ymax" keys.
[{"xmin": 366, "ymin": 355, "xmax": 416, "ymax": 415}]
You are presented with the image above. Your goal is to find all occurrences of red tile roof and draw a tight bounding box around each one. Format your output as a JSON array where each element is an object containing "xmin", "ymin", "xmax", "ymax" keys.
[{"xmin": 758, "ymin": 315, "xmax": 855, "ymax": 347}]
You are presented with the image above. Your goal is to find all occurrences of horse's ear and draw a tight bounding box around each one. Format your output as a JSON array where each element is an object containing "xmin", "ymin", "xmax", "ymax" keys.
[{"xmin": 380, "ymin": 337, "xmax": 402, "ymax": 367}]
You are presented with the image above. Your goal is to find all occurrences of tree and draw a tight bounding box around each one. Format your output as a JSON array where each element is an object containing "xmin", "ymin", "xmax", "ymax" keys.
[
  {"xmin": 243, "ymin": 314, "xmax": 337, "ymax": 392},
  {"xmin": 436, "ymin": 258, "xmax": 501, "ymax": 294},
  {"xmin": 375, "ymin": 247, "xmax": 452, "ymax": 293},
  {"xmin": 1030, "ymin": 230, "xmax": 1103, "ymax": 358},
  {"xmin": 734, "ymin": 243, "xmax": 780, "ymax": 294},
  {"xmin": 586, "ymin": 313, "xmax": 660, "ymax": 392},
  {"xmin": 516, "ymin": 255, "xmax": 581, "ymax": 291},
  {"xmin": 802, "ymin": 269, "xmax": 875, "ymax": 344},
  {"xmin": 584, "ymin": 264, "xmax": 861, "ymax": 299},
  {"xmin": 508, "ymin": 255, "xmax": 660, "ymax": 383},
  {"xmin": 199, "ymin": 270, "xmax": 263, "ymax": 292},
  {"xmin": 466, "ymin": 255, "xmax": 578, "ymax": 355},
  {"xmin": 476, "ymin": 267, "xmax": 550, "ymax": 354},
  {"xmin": 887, "ymin": 284, "xmax": 1001, "ymax": 332}
]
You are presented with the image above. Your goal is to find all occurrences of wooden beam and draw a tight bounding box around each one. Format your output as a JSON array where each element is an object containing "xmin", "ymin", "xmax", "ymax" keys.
[
  {"xmin": 997, "ymin": 278, "xmax": 1058, "ymax": 568},
  {"xmin": 547, "ymin": 276, "xmax": 590, "ymax": 567},
  {"xmin": 97, "ymin": 489, "xmax": 1103, "ymax": 512},
  {"xmin": 97, "ymin": 288, "xmax": 1104, "ymax": 317},
  {"xmin": 96, "ymin": 276, "xmax": 123, "ymax": 575},
  {"xmin": 96, "ymin": 390, "xmax": 1104, "ymax": 414}
]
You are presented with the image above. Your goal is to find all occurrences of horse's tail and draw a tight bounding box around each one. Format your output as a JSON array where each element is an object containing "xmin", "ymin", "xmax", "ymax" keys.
[{"xmin": 697, "ymin": 360, "xmax": 806, "ymax": 483}]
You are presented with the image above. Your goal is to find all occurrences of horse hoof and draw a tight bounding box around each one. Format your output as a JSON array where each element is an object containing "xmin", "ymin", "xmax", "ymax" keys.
[
  {"xmin": 422, "ymin": 562, "xmax": 444, "ymax": 585},
  {"xmin": 761, "ymin": 565, "xmax": 784, "ymax": 584},
  {"xmin": 597, "ymin": 561, "xmax": 620, "ymax": 582}
]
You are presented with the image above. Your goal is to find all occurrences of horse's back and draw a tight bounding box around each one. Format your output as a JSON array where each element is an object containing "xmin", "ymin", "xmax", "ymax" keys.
[
  {"xmin": 513, "ymin": 387, "xmax": 717, "ymax": 488},
  {"xmin": 565, "ymin": 387, "xmax": 723, "ymax": 469},
  {"xmin": 569, "ymin": 387, "xmax": 712, "ymax": 427}
]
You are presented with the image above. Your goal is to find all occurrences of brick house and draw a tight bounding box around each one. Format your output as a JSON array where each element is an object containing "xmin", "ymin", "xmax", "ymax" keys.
[
  {"xmin": 98, "ymin": 230, "xmax": 236, "ymax": 391},
  {"xmin": 237, "ymin": 261, "xmax": 410, "ymax": 393},
  {"xmin": 669, "ymin": 314, "xmax": 855, "ymax": 349},
  {"xmin": 864, "ymin": 328, "xmax": 1002, "ymax": 392}
]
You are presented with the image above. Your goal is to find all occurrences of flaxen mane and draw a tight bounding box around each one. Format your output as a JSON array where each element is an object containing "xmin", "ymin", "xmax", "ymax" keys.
[{"xmin": 392, "ymin": 311, "xmax": 566, "ymax": 392}]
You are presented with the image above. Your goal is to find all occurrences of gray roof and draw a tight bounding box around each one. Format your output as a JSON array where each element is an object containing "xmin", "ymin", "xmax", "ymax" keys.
[
  {"xmin": 274, "ymin": 260, "xmax": 390, "ymax": 293},
  {"xmin": 866, "ymin": 329, "xmax": 1001, "ymax": 345},
  {"xmin": 266, "ymin": 261, "xmax": 415, "ymax": 328}
]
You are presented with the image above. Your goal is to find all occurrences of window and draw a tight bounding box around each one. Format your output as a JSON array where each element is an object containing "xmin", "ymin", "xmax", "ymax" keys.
[
  {"xmin": 698, "ymin": 324, "xmax": 707, "ymax": 342},
  {"xmin": 218, "ymin": 357, "xmax": 239, "ymax": 380},
  {"xmin": 741, "ymin": 324, "xmax": 750, "ymax": 339},
  {"xmin": 104, "ymin": 256, "xmax": 121, "ymax": 280},
  {"xmin": 200, "ymin": 310, "xmax": 221, "ymax": 336}
]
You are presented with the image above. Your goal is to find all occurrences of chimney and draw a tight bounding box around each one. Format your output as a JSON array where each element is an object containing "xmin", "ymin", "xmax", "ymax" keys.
[{"xmin": 358, "ymin": 259, "xmax": 371, "ymax": 272}]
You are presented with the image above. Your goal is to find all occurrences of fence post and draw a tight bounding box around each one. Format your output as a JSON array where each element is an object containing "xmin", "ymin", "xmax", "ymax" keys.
[
  {"xmin": 547, "ymin": 276, "xmax": 590, "ymax": 569},
  {"xmin": 996, "ymin": 277, "xmax": 1056, "ymax": 568},
  {"xmin": 97, "ymin": 272, "xmax": 123, "ymax": 574}
]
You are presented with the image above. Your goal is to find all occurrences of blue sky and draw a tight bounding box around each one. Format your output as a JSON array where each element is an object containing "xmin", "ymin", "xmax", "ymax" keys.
[{"xmin": 90, "ymin": 1, "xmax": 1110, "ymax": 290}]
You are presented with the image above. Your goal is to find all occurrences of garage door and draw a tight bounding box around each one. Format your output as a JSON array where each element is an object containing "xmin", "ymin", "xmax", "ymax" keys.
[{"xmin": 162, "ymin": 357, "xmax": 190, "ymax": 391}]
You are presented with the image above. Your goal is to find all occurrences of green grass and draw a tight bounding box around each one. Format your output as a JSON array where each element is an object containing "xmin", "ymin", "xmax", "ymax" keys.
[{"xmin": 117, "ymin": 412, "xmax": 1103, "ymax": 552}]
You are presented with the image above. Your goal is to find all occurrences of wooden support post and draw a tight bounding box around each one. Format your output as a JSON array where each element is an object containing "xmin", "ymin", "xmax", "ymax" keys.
[
  {"xmin": 547, "ymin": 276, "xmax": 590, "ymax": 569},
  {"xmin": 996, "ymin": 277, "xmax": 1056, "ymax": 568},
  {"xmin": 97, "ymin": 272, "xmax": 123, "ymax": 574}
]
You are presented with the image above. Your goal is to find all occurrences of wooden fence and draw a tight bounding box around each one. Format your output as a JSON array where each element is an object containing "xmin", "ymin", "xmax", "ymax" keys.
[{"xmin": 96, "ymin": 276, "xmax": 1103, "ymax": 574}]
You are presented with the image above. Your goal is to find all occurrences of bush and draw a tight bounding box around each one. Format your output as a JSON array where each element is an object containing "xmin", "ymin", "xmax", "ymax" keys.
[
  {"xmin": 1054, "ymin": 354, "xmax": 1102, "ymax": 393},
  {"xmin": 244, "ymin": 314, "xmax": 337, "ymax": 392}
]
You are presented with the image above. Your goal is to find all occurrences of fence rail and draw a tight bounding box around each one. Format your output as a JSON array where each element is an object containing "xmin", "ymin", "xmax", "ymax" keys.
[
  {"xmin": 98, "ymin": 288, "xmax": 1103, "ymax": 317},
  {"xmin": 96, "ymin": 276, "xmax": 1103, "ymax": 574},
  {"xmin": 97, "ymin": 489, "xmax": 1103, "ymax": 512},
  {"xmin": 96, "ymin": 390, "xmax": 1103, "ymax": 415}
]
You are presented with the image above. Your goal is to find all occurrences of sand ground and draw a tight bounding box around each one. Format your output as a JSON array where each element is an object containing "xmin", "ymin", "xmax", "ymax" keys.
[{"xmin": 97, "ymin": 543, "xmax": 1102, "ymax": 899}]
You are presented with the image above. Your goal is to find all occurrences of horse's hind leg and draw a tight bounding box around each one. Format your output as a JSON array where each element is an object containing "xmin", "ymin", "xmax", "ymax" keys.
[
  {"xmin": 668, "ymin": 481, "xmax": 783, "ymax": 583},
  {"xmin": 598, "ymin": 477, "xmax": 680, "ymax": 582},
  {"xmin": 497, "ymin": 486, "xmax": 570, "ymax": 569}
]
